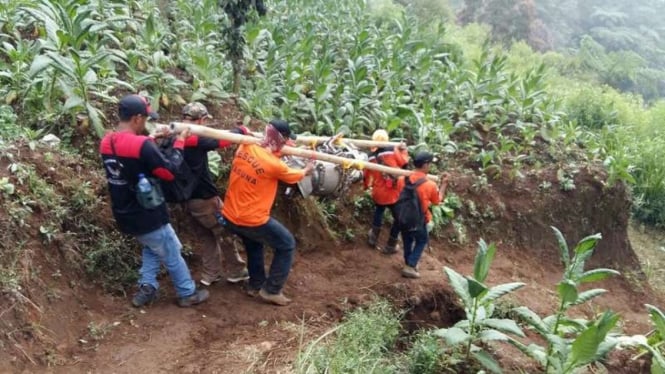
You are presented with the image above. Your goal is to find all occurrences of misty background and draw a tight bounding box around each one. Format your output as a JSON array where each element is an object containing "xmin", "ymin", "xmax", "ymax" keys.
[{"xmin": 395, "ymin": 0, "xmax": 665, "ymax": 101}]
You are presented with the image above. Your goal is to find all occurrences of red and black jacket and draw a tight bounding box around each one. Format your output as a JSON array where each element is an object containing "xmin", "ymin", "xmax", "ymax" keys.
[{"xmin": 100, "ymin": 131, "xmax": 185, "ymax": 236}]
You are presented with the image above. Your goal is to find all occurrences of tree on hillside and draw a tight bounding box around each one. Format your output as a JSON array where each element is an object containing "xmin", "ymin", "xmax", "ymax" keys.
[
  {"xmin": 458, "ymin": 0, "xmax": 552, "ymax": 50},
  {"xmin": 220, "ymin": 0, "xmax": 267, "ymax": 95}
]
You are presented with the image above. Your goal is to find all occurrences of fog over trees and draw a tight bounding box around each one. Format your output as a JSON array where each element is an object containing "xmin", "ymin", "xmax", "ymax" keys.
[{"xmin": 451, "ymin": 0, "xmax": 665, "ymax": 99}]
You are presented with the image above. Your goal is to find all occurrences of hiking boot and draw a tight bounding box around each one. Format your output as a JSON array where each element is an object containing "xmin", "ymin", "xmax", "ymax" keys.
[
  {"xmin": 200, "ymin": 274, "xmax": 223, "ymax": 287},
  {"xmin": 226, "ymin": 268, "xmax": 250, "ymax": 283},
  {"xmin": 401, "ymin": 265, "xmax": 421, "ymax": 279},
  {"xmin": 245, "ymin": 287, "xmax": 260, "ymax": 298},
  {"xmin": 132, "ymin": 284, "xmax": 157, "ymax": 307},
  {"xmin": 177, "ymin": 289, "xmax": 210, "ymax": 307},
  {"xmin": 259, "ymin": 289, "xmax": 292, "ymax": 306},
  {"xmin": 367, "ymin": 226, "xmax": 381, "ymax": 248},
  {"xmin": 380, "ymin": 236, "xmax": 400, "ymax": 255}
]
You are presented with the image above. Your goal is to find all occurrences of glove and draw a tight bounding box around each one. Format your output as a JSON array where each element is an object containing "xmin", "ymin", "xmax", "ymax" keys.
[
  {"xmin": 426, "ymin": 221, "xmax": 434, "ymax": 233},
  {"xmin": 229, "ymin": 126, "xmax": 249, "ymax": 135}
]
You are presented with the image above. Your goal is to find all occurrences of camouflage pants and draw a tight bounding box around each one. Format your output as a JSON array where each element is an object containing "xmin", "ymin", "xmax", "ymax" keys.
[{"xmin": 185, "ymin": 196, "xmax": 246, "ymax": 278}]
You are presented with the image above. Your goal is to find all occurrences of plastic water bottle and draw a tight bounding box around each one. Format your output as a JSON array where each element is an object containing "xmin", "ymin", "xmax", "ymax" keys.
[
  {"xmin": 215, "ymin": 211, "xmax": 227, "ymax": 226},
  {"xmin": 137, "ymin": 173, "xmax": 152, "ymax": 193}
]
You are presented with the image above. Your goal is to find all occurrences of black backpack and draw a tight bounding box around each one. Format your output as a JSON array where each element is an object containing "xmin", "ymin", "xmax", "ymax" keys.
[
  {"xmin": 393, "ymin": 177, "xmax": 428, "ymax": 232},
  {"xmin": 158, "ymin": 136, "xmax": 198, "ymax": 203}
]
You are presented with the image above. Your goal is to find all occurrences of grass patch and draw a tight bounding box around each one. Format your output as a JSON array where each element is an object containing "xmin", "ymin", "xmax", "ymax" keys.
[{"xmin": 295, "ymin": 300, "xmax": 401, "ymax": 373}]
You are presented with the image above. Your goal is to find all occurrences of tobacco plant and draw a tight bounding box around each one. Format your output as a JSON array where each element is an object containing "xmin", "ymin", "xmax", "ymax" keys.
[
  {"xmin": 510, "ymin": 227, "xmax": 621, "ymax": 373},
  {"xmin": 436, "ymin": 239, "xmax": 526, "ymax": 373}
]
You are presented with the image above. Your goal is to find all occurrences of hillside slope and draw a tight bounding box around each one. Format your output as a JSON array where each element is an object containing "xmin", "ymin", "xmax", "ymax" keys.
[{"xmin": 0, "ymin": 104, "xmax": 657, "ymax": 372}]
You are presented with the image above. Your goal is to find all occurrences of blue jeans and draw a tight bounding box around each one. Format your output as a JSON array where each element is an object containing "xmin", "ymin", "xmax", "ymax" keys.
[
  {"xmin": 222, "ymin": 216, "xmax": 295, "ymax": 294},
  {"xmin": 135, "ymin": 224, "xmax": 196, "ymax": 298},
  {"xmin": 401, "ymin": 223, "xmax": 429, "ymax": 268},
  {"xmin": 373, "ymin": 204, "xmax": 399, "ymax": 239}
]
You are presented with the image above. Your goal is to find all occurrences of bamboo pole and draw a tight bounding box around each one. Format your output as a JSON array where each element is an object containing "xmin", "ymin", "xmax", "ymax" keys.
[
  {"xmin": 155, "ymin": 122, "xmax": 403, "ymax": 149},
  {"xmin": 166, "ymin": 122, "xmax": 440, "ymax": 182}
]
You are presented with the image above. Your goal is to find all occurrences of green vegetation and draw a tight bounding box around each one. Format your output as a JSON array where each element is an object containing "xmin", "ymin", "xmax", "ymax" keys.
[
  {"xmin": 437, "ymin": 240, "xmax": 525, "ymax": 373},
  {"xmin": 0, "ymin": 0, "xmax": 664, "ymax": 369},
  {"xmin": 294, "ymin": 230, "xmax": 664, "ymax": 373},
  {"xmin": 0, "ymin": 0, "xmax": 664, "ymax": 227},
  {"xmin": 295, "ymin": 300, "xmax": 401, "ymax": 373},
  {"xmin": 511, "ymin": 228, "xmax": 621, "ymax": 373}
]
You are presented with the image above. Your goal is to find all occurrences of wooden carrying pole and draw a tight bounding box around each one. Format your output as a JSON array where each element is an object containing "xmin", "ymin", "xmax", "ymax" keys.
[
  {"xmin": 155, "ymin": 123, "xmax": 402, "ymax": 149},
  {"xmin": 166, "ymin": 122, "xmax": 440, "ymax": 183}
]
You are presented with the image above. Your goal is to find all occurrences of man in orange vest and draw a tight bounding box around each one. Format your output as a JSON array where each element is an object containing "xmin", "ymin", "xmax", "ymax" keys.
[
  {"xmin": 363, "ymin": 129, "xmax": 409, "ymax": 254},
  {"xmin": 396, "ymin": 152, "xmax": 449, "ymax": 278},
  {"xmin": 219, "ymin": 120, "xmax": 314, "ymax": 306}
]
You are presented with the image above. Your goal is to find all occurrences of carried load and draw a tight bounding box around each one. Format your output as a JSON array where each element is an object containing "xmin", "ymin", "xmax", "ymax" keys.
[{"xmin": 155, "ymin": 122, "xmax": 441, "ymax": 198}]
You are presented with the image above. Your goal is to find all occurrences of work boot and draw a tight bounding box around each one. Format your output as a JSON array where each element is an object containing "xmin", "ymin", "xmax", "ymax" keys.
[
  {"xmin": 200, "ymin": 273, "xmax": 223, "ymax": 287},
  {"xmin": 259, "ymin": 289, "xmax": 292, "ymax": 306},
  {"xmin": 132, "ymin": 284, "xmax": 157, "ymax": 307},
  {"xmin": 380, "ymin": 236, "xmax": 400, "ymax": 255},
  {"xmin": 401, "ymin": 265, "xmax": 421, "ymax": 279},
  {"xmin": 177, "ymin": 289, "xmax": 210, "ymax": 307},
  {"xmin": 244, "ymin": 286, "xmax": 261, "ymax": 298},
  {"xmin": 367, "ymin": 226, "xmax": 381, "ymax": 248},
  {"xmin": 226, "ymin": 268, "xmax": 250, "ymax": 283}
]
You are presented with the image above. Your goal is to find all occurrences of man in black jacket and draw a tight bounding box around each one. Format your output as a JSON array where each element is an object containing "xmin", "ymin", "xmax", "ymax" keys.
[
  {"xmin": 179, "ymin": 102, "xmax": 250, "ymax": 286},
  {"xmin": 99, "ymin": 95, "xmax": 209, "ymax": 308}
]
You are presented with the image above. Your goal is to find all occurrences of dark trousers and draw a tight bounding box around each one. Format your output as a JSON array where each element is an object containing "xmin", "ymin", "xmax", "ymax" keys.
[
  {"xmin": 372, "ymin": 204, "xmax": 400, "ymax": 239},
  {"xmin": 222, "ymin": 216, "xmax": 295, "ymax": 294},
  {"xmin": 401, "ymin": 223, "xmax": 428, "ymax": 268}
]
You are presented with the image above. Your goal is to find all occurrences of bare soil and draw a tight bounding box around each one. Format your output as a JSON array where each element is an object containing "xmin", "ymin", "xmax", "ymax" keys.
[{"xmin": 1, "ymin": 104, "xmax": 662, "ymax": 373}]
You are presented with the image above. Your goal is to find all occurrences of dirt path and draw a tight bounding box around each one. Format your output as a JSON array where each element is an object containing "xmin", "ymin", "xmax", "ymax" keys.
[{"xmin": 41, "ymin": 237, "xmax": 656, "ymax": 374}]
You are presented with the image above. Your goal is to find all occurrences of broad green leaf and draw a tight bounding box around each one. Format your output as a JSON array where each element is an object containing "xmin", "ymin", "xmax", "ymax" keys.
[
  {"xmin": 481, "ymin": 282, "xmax": 525, "ymax": 304},
  {"xmin": 472, "ymin": 350, "xmax": 502, "ymax": 374},
  {"xmin": 467, "ymin": 277, "xmax": 488, "ymax": 299},
  {"xmin": 433, "ymin": 327, "xmax": 470, "ymax": 346},
  {"xmin": 83, "ymin": 70, "xmax": 97, "ymax": 84},
  {"xmin": 551, "ymin": 226, "xmax": 570, "ymax": 267},
  {"xmin": 566, "ymin": 325, "xmax": 601, "ymax": 370},
  {"xmin": 566, "ymin": 311, "xmax": 619, "ymax": 370},
  {"xmin": 572, "ymin": 289, "xmax": 607, "ymax": 306},
  {"xmin": 28, "ymin": 54, "xmax": 53, "ymax": 77},
  {"xmin": 481, "ymin": 319, "xmax": 525, "ymax": 337},
  {"xmin": 444, "ymin": 267, "xmax": 471, "ymax": 306},
  {"xmin": 86, "ymin": 103, "xmax": 104, "ymax": 138},
  {"xmin": 474, "ymin": 239, "xmax": 496, "ymax": 283},
  {"xmin": 646, "ymin": 304, "xmax": 665, "ymax": 339},
  {"xmin": 645, "ymin": 345, "xmax": 665, "ymax": 373},
  {"xmin": 513, "ymin": 306, "xmax": 549, "ymax": 335},
  {"xmin": 508, "ymin": 339, "xmax": 547, "ymax": 365},
  {"xmin": 478, "ymin": 329, "xmax": 510, "ymax": 342},
  {"xmin": 574, "ymin": 233, "xmax": 602, "ymax": 255},
  {"xmin": 596, "ymin": 311, "xmax": 620, "ymax": 337},
  {"xmin": 578, "ymin": 268, "xmax": 620, "ymax": 283},
  {"xmin": 557, "ymin": 280, "xmax": 578, "ymax": 305},
  {"xmin": 63, "ymin": 95, "xmax": 84, "ymax": 111}
]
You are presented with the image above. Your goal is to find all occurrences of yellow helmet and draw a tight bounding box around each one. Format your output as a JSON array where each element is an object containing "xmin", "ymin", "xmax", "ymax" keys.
[{"xmin": 372, "ymin": 129, "xmax": 389, "ymax": 142}]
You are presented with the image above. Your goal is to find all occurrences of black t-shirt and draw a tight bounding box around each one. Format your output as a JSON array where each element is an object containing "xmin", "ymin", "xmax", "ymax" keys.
[
  {"xmin": 100, "ymin": 131, "xmax": 185, "ymax": 236},
  {"xmin": 183, "ymin": 135, "xmax": 235, "ymax": 200}
]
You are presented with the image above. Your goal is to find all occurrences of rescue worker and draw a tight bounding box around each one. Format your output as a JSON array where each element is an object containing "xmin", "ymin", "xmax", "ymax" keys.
[
  {"xmin": 179, "ymin": 102, "xmax": 250, "ymax": 286},
  {"xmin": 396, "ymin": 152, "xmax": 450, "ymax": 278},
  {"xmin": 363, "ymin": 129, "xmax": 409, "ymax": 254},
  {"xmin": 219, "ymin": 120, "xmax": 314, "ymax": 306},
  {"xmin": 99, "ymin": 94, "xmax": 209, "ymax": 307}
]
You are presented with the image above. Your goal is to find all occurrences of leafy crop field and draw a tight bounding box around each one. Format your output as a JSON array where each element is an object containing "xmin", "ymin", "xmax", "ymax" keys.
[{"xmin": 1, "ymin": 0, "xmax": 665, "ymax": 372}]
